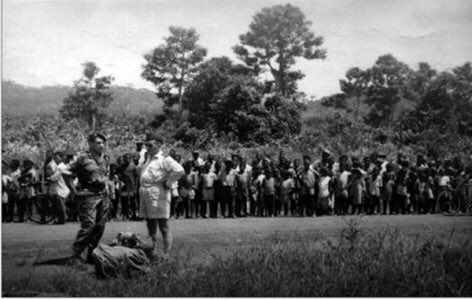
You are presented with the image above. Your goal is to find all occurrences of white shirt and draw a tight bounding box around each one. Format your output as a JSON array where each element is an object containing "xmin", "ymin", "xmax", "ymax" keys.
[
  {"xmin": 318, "ymin": 176, "xmax": 331, "ymax": 198},
  {"xmin": 47, "ymin": 161, "xmax": 70, "ymax": 199},
  {"xmin": 190, "ymin": 157, "xmax": 206, "ymax": 168},
  {"xmin": 439, "ymin": 175, "xmax": 450, "ymax": 187},
  {"xmin": 139, "ymin": 151, "xmax": 184, "ymax": 201},
  {"xmin": 2, "ymin": 174, "xmax": 12, "ymax": 187},
  {"xmin": 235, "ymin": 164, "xmax": 253, "ymax": 174},
  {"xmin": 139, "ymin": 148, "xmax": 147, "ymax": 166},
  {"xmin": 367, "ymin": 174, "xmax": 382, "ymax": 196}
]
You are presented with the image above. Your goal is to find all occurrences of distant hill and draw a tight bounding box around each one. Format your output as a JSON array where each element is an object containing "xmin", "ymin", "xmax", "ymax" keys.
[{"xmin": 1, "ymin": 80, "xmax": 162, "ymax": 118}]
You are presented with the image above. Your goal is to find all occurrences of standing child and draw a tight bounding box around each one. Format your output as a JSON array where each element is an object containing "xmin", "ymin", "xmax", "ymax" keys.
[
  {"xmin": 2, "ymin": 162, "xmax": 13, "ymax": 222},
  {"xmin": 262, "ymin": 169, "xmax": 277, "ymax": 217},
  {"xmin": 108, "ymin": 164, "xmax": 123, "ymax": 221},
  {"xmin": 178, "ymin": 162, "xmax": 195, "ymax": 219},
  {"xmin": 383, "ymin": 172, "xmax": 395, "ymax": 215},
  {"xmin": 317, "ymin": 167, "xmax": 331, "ymax": 216},
  {"xmin": 366, "ymin": 167, "xmax": 382, "ymax": 214},
  {"xmin": 396, "ymin": 168, "xmax": 409, "ymax": 214},
  {"xmin": 416, "ymin": 171, "xmax": 427, "ymax": 214},
  {"xmin": 300, "ymin": 156, "xmax": 316, "ymax": 217},
  {"xmin": 190, "ymin": 163, "xmax": 201, "ymax": 218},
  {"xmin": 334, "ymin": 155, "xmax": 351, "ymax": 216},
  {"xmin": 349, "ymin": 169, "xmax": 365, "ymax": 215},
  {"xmin": 437, "ymin": 168, "xmax": 452, "ymax": 213},
  {"xmin": 234, "ymin": 160, "xmax": 250, "ymax": 217},
  {"xmin": 273, "ymin": 168, "xmax": 283, "ymax": 216},
  {"xmin": 248, "ymin": 177, "xmax": 258, "ymax": 217},
  {"xmin": 289, "ymin": 159, "xmax": 302, "ymax": 216},
  {"xmin": 279, "ymin": 170, "xmax": 294, "ymax": 216},
  {"xmin": 218, "ymin": 159, "xmax": 236, "ymax": 218},
  {"xmin": 253, "ymin": 167, "xmax": 266, "ymax": 217},
  {"xmin": 17, "ymin": 159, "xmax": 39, "ymax": 223},
  {"xmin": 200, "ymin": 164, "xmax": 217, "ymax": 218}
]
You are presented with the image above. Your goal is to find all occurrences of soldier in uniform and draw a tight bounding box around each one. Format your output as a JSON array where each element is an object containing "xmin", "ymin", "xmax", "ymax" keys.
[{"xmin": 69, "ymin": 132, "xmax": 110, "ymax": 264}]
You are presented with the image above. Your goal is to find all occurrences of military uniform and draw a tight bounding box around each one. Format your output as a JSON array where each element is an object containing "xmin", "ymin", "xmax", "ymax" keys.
[{"xmin": 69, "ymin": 150, "xmax": 110, "ymax": 258}]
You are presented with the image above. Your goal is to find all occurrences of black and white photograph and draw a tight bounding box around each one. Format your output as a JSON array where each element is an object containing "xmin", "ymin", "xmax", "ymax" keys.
[{"xmin": 1, "ymin": 0, "xmax": 472, "ymax": 297}]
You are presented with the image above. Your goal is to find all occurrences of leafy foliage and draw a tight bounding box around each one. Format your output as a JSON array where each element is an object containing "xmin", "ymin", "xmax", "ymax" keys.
[
  {"xmin": 320, "ymin": 93, "xmax": 348, "ymax": 110},
  {"xmin": 185, "ymin": 56, "xmax": 252, "ymax": 129},
  {"xmin": 360, "ymin": 55, "xmax": 412, "ymax": 127},
  {"xmin": 183, "ymin": 57, "xmax": 303, "ymax": 145},
  {"xmin": 2, "ymin": 114, "xmax": 149, "ymax": 164},
  {"xmin": 142, "ymin": 26, "xmax": 207, "ymax": 117},
  {"xmin": 60, "ymin": 62, "xmax": 114, "ymax": 130},
  {"xmin": 402, "ymin": 62, "xmax": 472, "ymax": 138},
  {"xmin": 339, "ymin": 67, "xmax": 369, "ymax": 119},
  {"xmin": 234, "ymin": 3, "xmax": 326, "ymax": 96}
]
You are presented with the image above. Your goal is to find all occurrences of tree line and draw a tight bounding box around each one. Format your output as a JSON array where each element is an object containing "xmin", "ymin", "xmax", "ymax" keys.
[{"xmin": 57, "ymin": 3, "xmax": 471, "ymax": 157}]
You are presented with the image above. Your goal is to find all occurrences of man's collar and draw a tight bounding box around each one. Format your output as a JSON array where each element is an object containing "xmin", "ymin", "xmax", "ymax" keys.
[{"xmin": 151, "ymin": 150, "xmax": 164, "ymax": 160}]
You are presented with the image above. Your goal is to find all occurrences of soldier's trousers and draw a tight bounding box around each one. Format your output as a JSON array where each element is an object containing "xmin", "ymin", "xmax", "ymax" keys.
[{"xmin": 72, "ymin": 195, "xmax": 110, "ymax": 256}]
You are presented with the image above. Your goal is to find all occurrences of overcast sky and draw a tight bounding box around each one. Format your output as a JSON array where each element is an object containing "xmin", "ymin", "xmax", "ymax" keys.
[{"xmin": 3, "ymin": 0, "xmax": 472, "ymax": 98}]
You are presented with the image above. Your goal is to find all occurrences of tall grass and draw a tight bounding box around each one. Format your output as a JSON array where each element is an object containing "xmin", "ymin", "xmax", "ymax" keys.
[{"xmin": 3, "ymin": 220, "xmax": 471, "ymax": 297}]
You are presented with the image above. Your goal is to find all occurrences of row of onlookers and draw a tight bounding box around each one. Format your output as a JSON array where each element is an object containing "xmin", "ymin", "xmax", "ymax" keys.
[{"xmin": 3, "ymin": 149, "xmax": 472, "ymax": 223}]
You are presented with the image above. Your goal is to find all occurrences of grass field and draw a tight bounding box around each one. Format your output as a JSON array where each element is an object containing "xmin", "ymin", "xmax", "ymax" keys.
[{"xmin": 2, "ymin": 215, "xmax": 472, "ymax": 297}]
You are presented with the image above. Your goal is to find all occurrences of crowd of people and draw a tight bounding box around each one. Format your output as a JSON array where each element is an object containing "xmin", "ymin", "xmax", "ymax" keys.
[{"xmin": 3, "ymin": 143, "xmax": 472, "ymax": 224}]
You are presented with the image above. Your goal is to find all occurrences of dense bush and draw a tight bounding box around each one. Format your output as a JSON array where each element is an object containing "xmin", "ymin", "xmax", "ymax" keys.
[
  {"xmin": 1, "ymin": 114, "xmax": 148, "ymax": 164},
  {"xmin": 3, "ymin": 108, "xmax": 472, "ymax": 166}
]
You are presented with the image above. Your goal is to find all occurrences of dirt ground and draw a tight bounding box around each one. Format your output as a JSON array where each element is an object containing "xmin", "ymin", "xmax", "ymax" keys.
[{"xmin": 2, "ymin": 214, "xmax": 472, "ymax": 291}]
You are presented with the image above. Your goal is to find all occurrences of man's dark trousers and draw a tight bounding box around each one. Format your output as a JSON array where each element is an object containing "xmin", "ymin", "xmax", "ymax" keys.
[{"xmin": 72, "ymin": 195, "xmax": 110, "ymax": 256}]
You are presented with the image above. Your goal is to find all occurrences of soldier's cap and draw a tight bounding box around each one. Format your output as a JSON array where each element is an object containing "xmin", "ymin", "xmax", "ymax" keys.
[
  {"xmin": 377, "ymin": 153, "xmax": 387, "ymax": 158},
  {"xmin": 144, "ymin": 132, "xmax": 164, "ymax": 144},
  {"xmin": 87, "ymin": 132, "xmax": 107, "ymax": 143},
  {"xmin": 136, "ymin": 141, "xmax": 144, "ymax": 145}
]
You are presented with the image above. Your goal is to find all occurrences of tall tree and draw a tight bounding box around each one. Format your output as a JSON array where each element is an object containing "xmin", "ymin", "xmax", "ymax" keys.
[
  {"xmin": 60, "ymin": 62, "xmax": 114, "ymax": 130},
  {"xmin": 185, "ymin": 56, "xmax": 252, "ymax": 129},
  {"xmin": 408, "ymin": 62, "xmax": 437, "ymax": 100},
  {"xmin": 234, "ymin": 4, "xmax": 326, "ymax": 96},
  {"xmin": 185, "ymin": 56, "xmax": 302, "ymax": 143},
  {"xmin": 142, "ymin": 26, "xmax": 207, "ymax": 119},
  {"xmin": 363, "ymin": 54, "xmax": 412, "ymax": 127},
  {"xmin": 339, "ymin": 67, "xmax": 370, "ymax": 120},
  {"xmin": 404, "ymin": 62, "xmax": 472, "ymax": 136}
]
